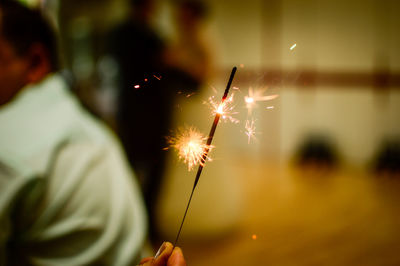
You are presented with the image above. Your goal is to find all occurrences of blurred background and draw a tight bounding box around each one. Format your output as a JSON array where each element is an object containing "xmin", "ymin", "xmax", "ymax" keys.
[{"xmin": 22, "ymin": 0, "xmax": 400, "ymax": 264}]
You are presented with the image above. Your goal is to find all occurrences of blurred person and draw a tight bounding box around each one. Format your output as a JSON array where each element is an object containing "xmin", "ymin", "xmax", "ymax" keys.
[
  {"xmin": 165, "ymin": 0, "xmax": 214, "ymax": 91},
  {"xmin": 107, "ymin": 0, "xmax": 168, "ymax": 231},
  {"xmin": 0, "ymin": 1, "xmax": 186, "ymax": 265},
  {"xmin": 107, "ymin": 0, "xmax": 197, "ymax": 239}
]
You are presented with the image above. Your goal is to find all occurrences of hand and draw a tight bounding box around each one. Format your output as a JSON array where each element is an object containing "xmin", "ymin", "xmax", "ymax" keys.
[{"xmin": 139, "ymin": 242, "xmax": 186, "ymax": 266}]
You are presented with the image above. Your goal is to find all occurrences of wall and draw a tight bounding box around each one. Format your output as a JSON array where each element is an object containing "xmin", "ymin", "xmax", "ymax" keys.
[{"xmin": 204, "ymin": 0, "xmax": 400, "ymax": 165}]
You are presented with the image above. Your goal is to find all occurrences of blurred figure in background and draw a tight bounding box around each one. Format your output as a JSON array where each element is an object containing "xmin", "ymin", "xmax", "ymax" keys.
[
  {"xmin": 0, "ymin": 1, "xmax": 188, "ymax": 264},
  {"xmin": 165, "ymin": 0, "xmax": 214, "ymax": 92},
  {"xmin": 107, "ymin": 0, "xmax": 211, "ymax": 239},
  {"xmin": 107, "ymin": 0, "xmax": 170, "ymax": 239}
]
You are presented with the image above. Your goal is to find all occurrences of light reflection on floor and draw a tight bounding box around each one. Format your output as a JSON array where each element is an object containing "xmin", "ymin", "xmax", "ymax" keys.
[{"xmin": 181, "ymin": 157, "xmax": 400, "ymax": 265}]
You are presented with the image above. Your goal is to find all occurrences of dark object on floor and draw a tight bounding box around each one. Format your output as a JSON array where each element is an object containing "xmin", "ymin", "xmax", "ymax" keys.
[
  {"xmin": 373, "ymin": 139, "xmax": 400, "ymax": 176},
  {"xmin": 295, "ymin": 135, "xmax": 338, "ymax": 169}
]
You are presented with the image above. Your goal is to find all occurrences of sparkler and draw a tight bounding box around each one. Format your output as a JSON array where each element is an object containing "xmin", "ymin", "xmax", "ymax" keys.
[
  {"xmin": 245, "ymin": 87, "xmax": 279, "ymax": 114},
  {"xmin": 173, "ymin": 66, "xmax": 237, "ymax": 247},
  {"xmin": 245, "ymin": 119, "xmax": 257, "ymax": 144},
  {"xmin": 166, "ymin": 126, "xmax": 212, "ymax": 171},
  {"xmin": 206, "ymin": 93, "xmax": 239, "ymax": 124}
]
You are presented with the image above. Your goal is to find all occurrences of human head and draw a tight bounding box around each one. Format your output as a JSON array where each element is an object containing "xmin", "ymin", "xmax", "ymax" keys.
[
  {"xmin": 175, "ymin": 0, "xmax": 208, "ymax": 25},
  {"xmin": 129, "ymin": 0, "xmax": 155, "ymax": 22},
  {"xmin": 0, "ymin": 0, "xmax": 58, "ymax": 106}
]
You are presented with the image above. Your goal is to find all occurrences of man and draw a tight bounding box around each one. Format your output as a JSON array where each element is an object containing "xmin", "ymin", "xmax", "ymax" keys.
[
  {"xmin": 0, "ymin": 1, "xmax": 185, "ymax": 265},
  {"xmin": 108, "ymin": 0, "xmax": 169, "ymax": 231}
]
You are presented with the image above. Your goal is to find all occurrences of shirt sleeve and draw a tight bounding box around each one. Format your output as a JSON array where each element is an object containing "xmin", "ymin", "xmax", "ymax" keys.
[{"xmin": 8, "ymin": 141, "xmax": 148, "ymax": 266}]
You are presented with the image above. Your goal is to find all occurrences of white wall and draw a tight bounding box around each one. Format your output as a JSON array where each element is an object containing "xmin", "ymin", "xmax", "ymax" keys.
[{"xmin": 203, "ymin": 0, "xmax": 400, "ymax": 165}]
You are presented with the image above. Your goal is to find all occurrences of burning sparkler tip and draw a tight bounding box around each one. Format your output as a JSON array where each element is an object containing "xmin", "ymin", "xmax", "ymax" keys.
[{"xmin": 167, "ymin": 126, "xmax": 212, "ymax": 171}]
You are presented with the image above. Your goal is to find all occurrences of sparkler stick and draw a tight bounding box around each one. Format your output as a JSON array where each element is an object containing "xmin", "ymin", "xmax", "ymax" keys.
[{"xmin": 173, "ymin": 66, "xmax": 237, "ymax": 247}]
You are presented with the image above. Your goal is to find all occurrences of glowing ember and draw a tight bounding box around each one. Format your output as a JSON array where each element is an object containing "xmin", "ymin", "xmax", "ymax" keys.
[
  {"xmin": 290, "ymin": 43, "xmax": 297, "ymax": 50},
  {"xmin": 205, "ymin": 93, "xmax": 239, "ymax": 124},
  {"xmin": 166, "ymin": 127, "xmax": 212, "ymax": 171},
  {"xmin": 245, "ymin": 97, "xmax": 254, "ymax": 104},
  {"xmin": 134, "ymin": 85, "xmax": 140, "ymax": 89},
  {"xmin": 245, "ymin": 119, "xmax": 257, "ymax": 144},
  {"xmin": 217, "ymin": 104, "xmax": 224, "ymax": 114},
  {"xmin": 252, "ymin": 234, "xmax": 257, "ymax": 240},
  {"xmin": 245, "ymin": 87, "xmax": 278, "ymax": 113}
]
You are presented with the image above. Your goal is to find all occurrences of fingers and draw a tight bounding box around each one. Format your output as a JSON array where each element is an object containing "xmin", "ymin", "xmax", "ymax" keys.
[
  {"xmin": 139, "ymin": 242, "xmax": 174, "ymax": 266},
  {"xmin": 138, "ymin": 242, "xmax": 186, "ymax": 266},
  {"xmin": 153, "ymin": 242, "xmax": 174, "ymax": 265},
  {"xmin": 139, "ymin": 257, "xmax": 153, "ymax": 265},
  {"xmin": 167, "ymin": 247, "xmax": 186, "ymax": 266}
]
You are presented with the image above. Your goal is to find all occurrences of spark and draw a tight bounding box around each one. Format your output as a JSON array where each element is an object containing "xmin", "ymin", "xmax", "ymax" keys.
[
  {"xmin": 144, "ymin": 78, "xmax": 148, "ymax": 82},
  {"xmin": 205, "ymin": 93, "xmax": 239, "ymax": 124},
  {"xmin": 166, "ymin": 127, "xmax": 213, "ymax": 171},
  {"xmin": 245, "ymin": 119, "xmax": 257, "ymax": 144},
  {"xmin": 245, "ymin": 87, "xmax": 279, "ymax": 113},
  {"xmin": 290, "ymin": 43, "xmax": 297, "ymax": 50},
  {"xmin": 267, "ymin": 106, "xmax": 274, "ymax": 109},
  {"xmin": 153, "ymin": 74, "xmax": 162, "ymax": 80},
  {"xmin": 134, "ymin": 85, "xmax": 140, "ymax": 89},
  {"xmin": 245, "ymin": 97, "xmax": 255, "ymax": 104},
  {"xmin": 252, "ymin": 234, "xmax": 257, "ymax": 240}
]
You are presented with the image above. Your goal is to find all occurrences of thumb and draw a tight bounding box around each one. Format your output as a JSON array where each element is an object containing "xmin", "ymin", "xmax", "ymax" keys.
[{"xmin": 167, "ymin": 247, "xmax": 186, "ymax": 266}]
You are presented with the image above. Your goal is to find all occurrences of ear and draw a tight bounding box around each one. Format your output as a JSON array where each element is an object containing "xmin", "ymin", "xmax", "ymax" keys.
[{"xmin": 25, "ymin": 43, "xmax": 52, "ymax": 84}]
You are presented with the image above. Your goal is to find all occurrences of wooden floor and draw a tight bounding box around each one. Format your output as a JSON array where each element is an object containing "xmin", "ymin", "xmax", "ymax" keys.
[{"xmin": 166, "ymin": 157, "xmax": 400, "ymax": 266}]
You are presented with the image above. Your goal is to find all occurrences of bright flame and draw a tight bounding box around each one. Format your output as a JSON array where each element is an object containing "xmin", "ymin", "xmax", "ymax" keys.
[
  {"xmin": 245, "ymin": 87, "xmax": 278, "ymax": 114},
  {"xmin": 217, "ymin": 104, "xmax": 224, "ymax": 114},
  {"xmin": 245, "ymin": 97, "xmax": 254, "ymax": 104},
  {"xmin": 166, "ymin": 127, "xmax": 212, "ymax": 171},
  {"xmin": 205, "ymin": 93, "xmax": 239, "ymax": 124},
  {"xmin": 245, "ymin": 119, "xmax": 257, "ymax": 144}
]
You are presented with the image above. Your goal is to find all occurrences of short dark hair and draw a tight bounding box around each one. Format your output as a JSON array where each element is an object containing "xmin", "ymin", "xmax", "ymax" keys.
[
  {"xmin": 178, "ymin": 0, "xmax": 208, "ymax": 19},
  {"xmin": 130, "ymin": 0, "xmax": 151, "ymax": 8},
  {"xmin": 0, "ymin": 0, "xmax": 59, "ymax": 70}
]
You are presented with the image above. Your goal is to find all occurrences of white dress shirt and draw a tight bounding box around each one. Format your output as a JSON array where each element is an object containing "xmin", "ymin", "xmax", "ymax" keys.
[{"xmin": 0, "ymin": 74, "xmax": 148, "ymax": 265}]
